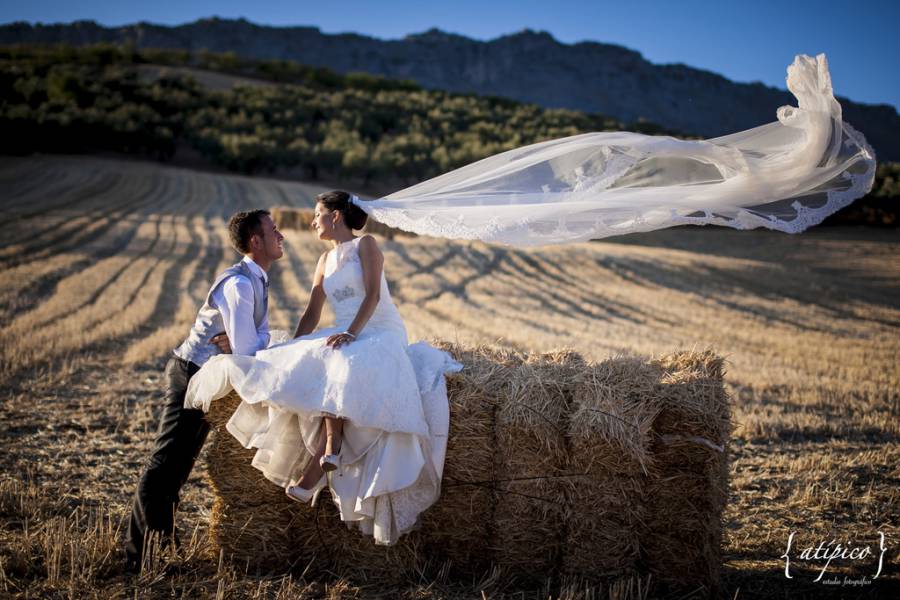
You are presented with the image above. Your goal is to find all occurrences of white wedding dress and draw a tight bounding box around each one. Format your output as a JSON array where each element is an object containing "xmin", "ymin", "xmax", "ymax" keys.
[{"xmin": 185, "ymin": 236, "xmax": 462, "ymax": 545}]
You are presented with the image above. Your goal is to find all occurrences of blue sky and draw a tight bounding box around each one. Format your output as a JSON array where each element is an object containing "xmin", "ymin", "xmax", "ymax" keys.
[{"xmin": 2, "ymin": 0, "xmax": 898, "ymax": 110}]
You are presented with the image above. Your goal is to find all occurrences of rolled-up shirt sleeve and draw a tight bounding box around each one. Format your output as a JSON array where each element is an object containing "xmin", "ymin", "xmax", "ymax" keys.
[{"xmin": 216, "ymin": 275, "xmax": 265, "ymax": 356}]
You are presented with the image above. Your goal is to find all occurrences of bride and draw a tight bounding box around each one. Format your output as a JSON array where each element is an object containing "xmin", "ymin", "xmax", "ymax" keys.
[{"xmin": 185, "ymin": 190, "xmax": 461, "ymax": 545}]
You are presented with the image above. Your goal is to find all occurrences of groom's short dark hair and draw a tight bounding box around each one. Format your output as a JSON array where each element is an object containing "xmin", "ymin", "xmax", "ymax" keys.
[{"xmin": 229, "ymin": 209, "xmax": 271, "ymax": 254}]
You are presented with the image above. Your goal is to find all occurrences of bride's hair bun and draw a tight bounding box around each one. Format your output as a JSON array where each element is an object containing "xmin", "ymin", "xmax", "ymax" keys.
[{"xmin": 315, "ymin": 190, "xmax": 368, "ymax": 231}]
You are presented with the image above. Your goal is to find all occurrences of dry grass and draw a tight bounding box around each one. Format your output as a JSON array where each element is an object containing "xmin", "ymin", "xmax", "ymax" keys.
[{"xmin": 0, "ymin": 155, "xmax": 898, "ymax": 598}]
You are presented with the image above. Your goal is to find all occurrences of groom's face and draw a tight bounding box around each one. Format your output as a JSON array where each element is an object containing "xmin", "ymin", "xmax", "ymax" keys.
[{"xmin": 252, "ymin": 215, "xmax": 284, "ymax": 261}]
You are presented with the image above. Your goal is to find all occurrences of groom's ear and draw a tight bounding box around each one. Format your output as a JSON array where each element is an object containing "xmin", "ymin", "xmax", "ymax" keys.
[{"xmin": 248, "ymin": 231, "xmax": 261, "ymax": 252}]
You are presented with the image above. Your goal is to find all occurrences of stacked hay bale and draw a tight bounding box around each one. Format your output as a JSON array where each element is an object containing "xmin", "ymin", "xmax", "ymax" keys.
[
  {"xmin": 362, "ymin": 217, "xmax": 415, "ymax": 240},
  {"xmin": 269, "ymin": 206, "xmax": 313, "ymax": 231},
  {"xmin": 271, "ymin": 206, "xmax": 415, "ymax": 239},
  {"xmin": 564, "ymin": 356, "xmax": 663, "ymax": 581},
  {"xmin": 203, "ymin": 343, "xmax": 731, "ymax": 594},
  {"xmin": 287, "ymin": 345, "xmax": 518, "ymax": 582},
  {"xmin": 490, "ymin": 349, "xmax": 582, "ymax": 582},
  {"xmin": 205, "ymin": 394, "xmax": 299, "ymax": 572},
  {"xmin": 290, "ymin": 496, "xmax": 425, "ymax": 582},
  {"xmin": 414, "ymin": 345, "xmax": 518, "ymax": 577},
  {"xmin": 640, "ymin": 351, "xmax": 732, "ymax": 596}
]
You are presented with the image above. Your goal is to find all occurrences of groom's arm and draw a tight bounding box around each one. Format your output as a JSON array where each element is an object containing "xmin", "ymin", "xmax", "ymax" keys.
[{"xmin": 215, "ymin": 275, "xmax": 266, "ymax": 356}]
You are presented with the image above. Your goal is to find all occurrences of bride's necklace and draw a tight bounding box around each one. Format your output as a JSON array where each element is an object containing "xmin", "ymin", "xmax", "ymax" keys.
[{"xmin": 331, "ymin": 236, "xmax": 358, "ymax": 271}]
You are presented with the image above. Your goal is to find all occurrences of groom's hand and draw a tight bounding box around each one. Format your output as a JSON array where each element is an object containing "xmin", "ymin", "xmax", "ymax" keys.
[{"xmin": 210, "ymin": 333, "xmax": 232, "ymax": 354}]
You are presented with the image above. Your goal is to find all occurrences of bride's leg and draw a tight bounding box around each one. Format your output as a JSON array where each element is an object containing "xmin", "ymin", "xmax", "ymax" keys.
[
  {"xmin": 295, "ymin": 421, "xmax": 327, "ymax": 490},
  {"xmin": 323, "ymin": 415, "xmax": 344, "ymax": 456}
]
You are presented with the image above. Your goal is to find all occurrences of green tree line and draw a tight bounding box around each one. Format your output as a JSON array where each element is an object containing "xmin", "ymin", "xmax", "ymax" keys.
[{"xmin": 822, "ymin": 161, "xmax": 900, "ymax": 227}]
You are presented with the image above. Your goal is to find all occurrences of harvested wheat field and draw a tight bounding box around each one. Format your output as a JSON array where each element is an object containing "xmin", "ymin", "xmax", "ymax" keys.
[{"xmin": 0, "ymin": 154, "xmax": 897, "ymax": 599}]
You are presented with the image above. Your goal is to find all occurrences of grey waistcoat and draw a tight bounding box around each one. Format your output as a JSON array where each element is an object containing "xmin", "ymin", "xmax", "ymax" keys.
[{"xmin": 173, "ymin": 261, "xmax": 268, "ymax": 367}]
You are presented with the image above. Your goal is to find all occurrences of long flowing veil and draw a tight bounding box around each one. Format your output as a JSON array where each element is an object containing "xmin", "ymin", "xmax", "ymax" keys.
[{"xmin": 358, "ymin": 54, "xmax": 875, "ymax": 246}]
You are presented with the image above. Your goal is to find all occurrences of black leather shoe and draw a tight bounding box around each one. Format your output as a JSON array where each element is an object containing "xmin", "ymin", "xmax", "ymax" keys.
[{"xmin": 124, "ymin": 556, "xmax": 141, "ymax": 575}]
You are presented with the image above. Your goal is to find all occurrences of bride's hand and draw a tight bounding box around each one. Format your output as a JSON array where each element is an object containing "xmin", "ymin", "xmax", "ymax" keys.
[{"xmin": 326, "ymin": 332, "xmax": 355, "ymax": 349}]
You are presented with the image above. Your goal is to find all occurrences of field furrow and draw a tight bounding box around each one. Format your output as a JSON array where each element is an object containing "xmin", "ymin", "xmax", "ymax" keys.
[
  {"xmin": 2, "ymin": 189, "xmax": 174, "ymax": 333},
  {"xmin": 0, "ymin": 167, "xmax": 168, "ymax": 268},
  {"xmin": 0, "ymin": 159, "xmax": 89, "ymax": 213},
  {"xmin": 124, "ymin": 182, "xmax": 216, "ymax": 364},
  {"xmin": 0, "ymin": 192, "xmax": 185, "ymax": 378},
  {"xmin": 0, "ymin": 175, "xmax": 162, "ymax": 326}
]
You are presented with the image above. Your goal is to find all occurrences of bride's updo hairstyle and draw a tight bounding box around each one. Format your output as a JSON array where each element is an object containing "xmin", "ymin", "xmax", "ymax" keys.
[{"xmin": 316, "ymin": 190, "xmax": 368, "ymax": 231}]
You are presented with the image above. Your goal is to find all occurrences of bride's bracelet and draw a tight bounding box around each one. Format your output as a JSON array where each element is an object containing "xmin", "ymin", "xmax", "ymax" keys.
[{"xmin": 341, "ymin": 331, "xmax": 357, "ymax": 340}]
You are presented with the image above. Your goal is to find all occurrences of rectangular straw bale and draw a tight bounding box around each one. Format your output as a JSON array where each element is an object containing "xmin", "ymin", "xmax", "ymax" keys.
[
  {"xmin": 205, "ymin": 392, "xmax": 299, "ymax": 571},
  {"xmin": 639, "ymin": 350, "xmax": 732, "ymax": 596},
  {"xmin": 363, "ymin": 218, "xmax": 417, "ymax": 240},
  {"xmin": 270, "ymin": 206, "xmax": 314, "ymax": 230},
  {"xmin": 563, "ymin": 356, "xmax": 665, "ymax": 579},
  {"xmin": 563, "ymin": 475, "xmax": 644, "ymax": 578},
  {"xmin": 291, "ymin": 496, "xmax": 426, "ymax": 583},
  {"xmin": 292, "ymin": 343, "xmax": 517, "ymax": 582},
  {"xmin": 415, "ymin": 343, "xmax": 521, "ymax": 576},
  {"xmin": 651, "ymin": 351, "xmax": 731, "ymax": 442},
  {"xmin": 270, "ymin": 205, "xmax": 414, "ymax": 240},
  {"xmin": 639, "ymin": 443, "xmax": 728, "ymax": 596},
  {"xmin": 413, "ymin": 377, "xmax": 495, "ymax": 575},
  {"xmin": 208, "ymin": 500, "xmax": 297, "ymax": 572},
  {"xmin": 491, "ymin": 350, "xmax": 583, "ymax": 581}
]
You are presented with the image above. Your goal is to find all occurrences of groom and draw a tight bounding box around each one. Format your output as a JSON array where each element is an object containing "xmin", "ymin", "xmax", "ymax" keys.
[{"xmin": 124, "ymin": 209, "xmax": 284, "ymax": 571}]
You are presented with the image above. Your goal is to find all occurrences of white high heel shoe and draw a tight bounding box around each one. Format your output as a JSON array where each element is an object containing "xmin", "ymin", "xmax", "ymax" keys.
[{"xmin": 285, "ymin": 474, "xmax": 327, "ymax": 506}]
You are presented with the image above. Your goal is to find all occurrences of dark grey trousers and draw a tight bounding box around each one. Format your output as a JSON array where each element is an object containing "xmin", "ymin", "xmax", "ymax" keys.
[{"xmin": 124, "ymin": 356, "xmax": 208, "ymax": 566}]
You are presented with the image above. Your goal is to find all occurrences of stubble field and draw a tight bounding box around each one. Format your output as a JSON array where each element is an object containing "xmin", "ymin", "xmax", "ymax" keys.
[{"xmin": 0, "ymin": 155, "xmax": 897, "ymax": 599}]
